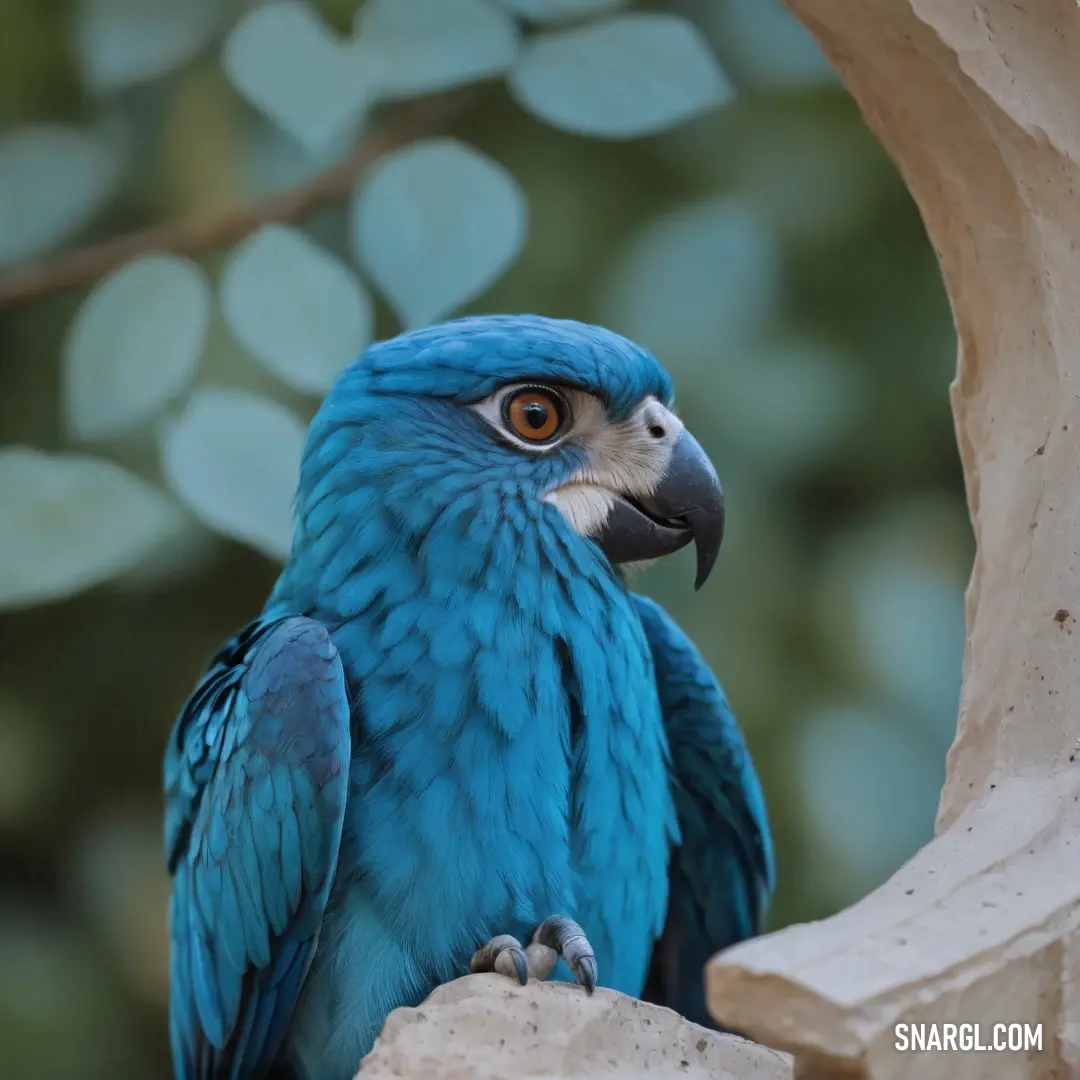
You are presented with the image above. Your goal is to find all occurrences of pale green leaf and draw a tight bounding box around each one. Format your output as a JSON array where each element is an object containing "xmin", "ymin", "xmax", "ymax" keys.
[
  {"xmin": 161, "ymin": 388, "xmax": 304, "ymax": 560},
  {"xmin": 850, "ymin": 563, "xmax": 965, "ymax": 738},
  {"xmin": 75, "ymin": 0, "xmax": 223, "ymax": 94},
  {"xmin": 704, "ymin": 0, "xmax": 838, "ymax": 89},
  {"xmin": 221, "ymin": 225, "xmax": 372, "ymax": 395},
  {"xmin": 818, "ymin": 496, "xmax": 971, "ymax": 744},
  {"xmin": 241, "ymin": 124, "xmax": 332, "ymax": 199},
  {"xmin": 222, "ymin": 1, "xmax": 372, "ymax": 153},
  {"xmin": 0, "ymin": 126, "xmax": 121, "ymax": 270},
  {"xmin": 795, "ymin": 704, "xmax": 942, "ymax": 898},
  {"xmin": 352, "ymin": 137, "xmax": 527, "ymax": 328},
  {"xmin": 354, "ymin": 0, "xmax": 519, "ymax": 100},
  {"xmin": 713, "ymin": 340, "xmax": 866, "ymax": 472},
  {"xmin": 595, "ymin": 198, "xmax": 780, "ymax": 373},
  {"xmin": 63, "ymin": 254, "xmax": 211, "ymax": 441},
  {"xmin": 0, "ymin": 447, "xmax": 182, "ymax": 611},
  {"xmin": 509, "ymin": 14, "xmax": 731, "ymax": 138},
  {"xmin": 494, "ymin": 0, "xmax": 627, "ymax": 22}
]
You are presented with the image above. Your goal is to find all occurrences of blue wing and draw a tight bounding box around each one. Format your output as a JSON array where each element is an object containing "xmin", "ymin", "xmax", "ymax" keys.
[
  {"xmin": 633, "ymin": 595, "xmax": 775, "ymax": 1029},
  {"xmin": 164, "ymin": 616, "xmax": 352, "ymax": 1080}
]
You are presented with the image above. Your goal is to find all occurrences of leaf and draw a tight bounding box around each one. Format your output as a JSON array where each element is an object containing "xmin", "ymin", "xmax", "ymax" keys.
[
  {"xmin": 222, "ymin": 1, "xmax": 372, "ymax": 154},
  {"xmin": 712, "ymin": 340, "xmax": 866, "ymax": 473},
  {"xmin": 221, "ymin": 225, "xmax": 372, "ymax": 395},
  {"xmin": 240, "ymin": 123, "xmax": 334, "ymax": 200},
  {"xmin": 494, "ymin": 0, "xmax": 628, "ymax": 22},
  {"xmin": 850, "ymin": 561, "xmax": 965, "ymax": 739},
  {"xmin": 74, "ymin": 0, "xmax": 223, "ymax": 94},
  {"xmin": 161, "ymin": 388, "xmax": 305, "ymax": 560},
  {"xmin": 63, "ymin": 254, "xmax": 211, "ymax": 441},
  {"xmin": 351, "ymin": 137, "xmax": 527, "ymax": 328},
  {"xmin": 354, "ymin": 0, "xmax": 519, "ymax": 101},
  {"xmin": 819, "ymin": 498, "xmax": 971, "ymax": 744},
  {"xmin": 508, "ymin": 14, "xmax": 732, "ymax": 138},
  {"xmin": 595, "ymin": 198, "xmax": 780, "ymax": 374},
  {"xmin": 794, "ymin": 704, "xmax": 943, "ymax": 899},
  {"xmin": 0, "ymin": 126, "xmax": 121, "ymax": 270},
  {"xmin": 0, "ymin": 447, "xmax": 182, "ymax": 611},
  {"xmin": 704, "ymin": 0, "xmax": 838, "ymax": 90}
]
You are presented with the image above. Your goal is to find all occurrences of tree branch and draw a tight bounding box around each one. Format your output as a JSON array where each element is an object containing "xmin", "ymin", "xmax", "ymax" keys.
[{"xmin": 0, "ymin": 92, "xmax": 469, "ymax": 313}]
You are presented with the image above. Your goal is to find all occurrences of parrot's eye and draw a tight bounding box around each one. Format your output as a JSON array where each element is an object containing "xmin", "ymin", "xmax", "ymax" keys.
[{"xmin": 503, "ymin": 386, "xmax": 568, "ymax": 443}]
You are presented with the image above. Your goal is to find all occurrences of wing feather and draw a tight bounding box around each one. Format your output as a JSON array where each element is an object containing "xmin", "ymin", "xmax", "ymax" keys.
[
  {"xmin": 633, "ymin": 594, "xmax": 774, "ymax": 1029},
  {"xmin": 164, "ymin": 615, "xmax": 352, "ymax": 1080}
]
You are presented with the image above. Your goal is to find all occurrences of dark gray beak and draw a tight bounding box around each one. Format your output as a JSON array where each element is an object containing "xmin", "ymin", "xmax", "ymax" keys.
[{"xmin": 594, "ymin": 429, "xmax": 725, "ymax": 590}]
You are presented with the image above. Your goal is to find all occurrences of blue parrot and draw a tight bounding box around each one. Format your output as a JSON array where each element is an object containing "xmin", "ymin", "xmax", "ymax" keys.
[{"xmin": 164, "ymin": 315, "xmax": 774, "ymax": 1080}]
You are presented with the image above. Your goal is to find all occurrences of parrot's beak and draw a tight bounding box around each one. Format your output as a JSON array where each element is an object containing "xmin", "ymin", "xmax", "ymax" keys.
[{"xmin": 595, "ymin": 429, "xmax": 725, "ymax": 590}]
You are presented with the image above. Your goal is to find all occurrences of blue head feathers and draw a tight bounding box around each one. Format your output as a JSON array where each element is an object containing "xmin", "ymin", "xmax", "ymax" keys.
[
  {"xmin": 281, "ymin": 314, "xmax": 723, "ymax": 611},
  {"xmin": 328, "ymin": 314, "xmax": 675, "ymax": 416}
]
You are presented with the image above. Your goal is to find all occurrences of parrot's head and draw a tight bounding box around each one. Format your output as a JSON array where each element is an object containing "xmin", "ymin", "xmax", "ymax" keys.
[{"xmin": 296, "ymin": 315, "xmax": 724, "ymax": 592}]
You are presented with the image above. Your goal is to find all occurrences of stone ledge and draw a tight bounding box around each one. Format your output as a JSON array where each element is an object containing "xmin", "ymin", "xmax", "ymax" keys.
[{"xmin": 357, "ymin": 974, "xmax": 793, "ymax": 1079}]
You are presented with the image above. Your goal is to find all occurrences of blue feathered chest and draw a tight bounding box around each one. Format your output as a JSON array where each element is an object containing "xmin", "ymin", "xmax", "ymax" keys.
[{"xmin": 333, "ymin": 523, "xmax": 675, "ymax": 982}]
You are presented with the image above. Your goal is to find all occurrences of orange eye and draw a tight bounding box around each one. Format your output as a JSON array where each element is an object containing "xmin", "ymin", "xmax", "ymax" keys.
[{"xmin": 505, "ymin": 388, "xmax": 566, "ymax": 442}]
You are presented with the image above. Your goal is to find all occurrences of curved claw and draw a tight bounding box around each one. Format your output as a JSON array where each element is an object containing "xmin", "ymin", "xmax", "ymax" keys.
[
  {"xmin": 573, "ymin": 952, "xmax": 597, "ymax": 995},
  {"xmin": 532, "ymin": 915, "xmax": 598, "ymax": 996},
  {"xmin": 498, "ymin": 944, "xmax": 530, "ymax": 986},
  {"xmin": 470, "ymin": 934, "xmax": 528, "ymax": 986}
]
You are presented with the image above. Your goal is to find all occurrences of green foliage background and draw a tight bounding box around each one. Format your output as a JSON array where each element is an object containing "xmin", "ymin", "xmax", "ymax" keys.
[{"xmin": 0, "ymin": 1, "xmax": 967, "ymax": 1077}]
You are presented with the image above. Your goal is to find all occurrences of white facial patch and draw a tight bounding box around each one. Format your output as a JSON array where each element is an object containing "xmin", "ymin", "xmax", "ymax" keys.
[
  {"xmin": 546, "ymin": 395, "xmax": 683, "ymax": 538},
  {"xmin": 544, "ymin": 483, "xmax": 617, "ymax": 537}
]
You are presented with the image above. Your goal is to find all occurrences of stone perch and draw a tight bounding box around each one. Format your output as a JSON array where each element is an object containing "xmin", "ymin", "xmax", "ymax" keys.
[{"xmin": 357, "ymin": 975, "xmax": 793, "ymax": 1079}]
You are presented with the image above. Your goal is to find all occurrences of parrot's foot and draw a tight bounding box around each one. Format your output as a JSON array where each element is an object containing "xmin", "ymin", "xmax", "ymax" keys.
[{"xmin": 469, "ymin": 916, "xmax": 597, "ymax": 994}]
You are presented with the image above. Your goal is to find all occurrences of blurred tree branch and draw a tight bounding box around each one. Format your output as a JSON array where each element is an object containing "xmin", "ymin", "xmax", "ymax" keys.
[{"xmin": 0, "ymin": 92, "xmax": 470, "ymax": 313}]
